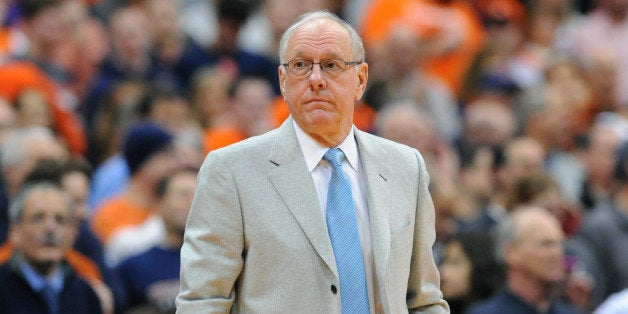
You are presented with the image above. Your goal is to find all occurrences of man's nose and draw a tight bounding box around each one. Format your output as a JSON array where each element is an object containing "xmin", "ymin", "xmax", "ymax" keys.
[{"xmin": 308, "ymin": 64, "xmax": 326, "ymax": 90}]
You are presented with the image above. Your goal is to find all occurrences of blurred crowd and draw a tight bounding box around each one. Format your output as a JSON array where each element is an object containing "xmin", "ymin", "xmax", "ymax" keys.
[{"xmin": 1, "ymin": 0, "xmax": 628, "ymax": 313}]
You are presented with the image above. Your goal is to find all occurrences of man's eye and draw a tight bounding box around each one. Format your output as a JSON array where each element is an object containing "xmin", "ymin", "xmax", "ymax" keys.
[
  {"xmin": 323, "ymin": 60, "xmax": 340, "ymax": 70},
  {"xmin": 293, "ymin": 61, "xmax": 309, "ymax": 69}
]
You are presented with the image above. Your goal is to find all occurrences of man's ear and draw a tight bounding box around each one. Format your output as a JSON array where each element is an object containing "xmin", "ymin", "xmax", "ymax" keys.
[
  {"xmin": 355, "ymin": 63, "xmax": 369, "ymax": 101},
  {"xmin": 503, "ymin": 242, "xmax": 520, "ymax": 266},
  {"xmin": 9, "ymin": 224, "xmax": 20, "ymax": 246},
  {"xmin": 278, "ymin": 65, "xmax": 287, "ymax": 95}
]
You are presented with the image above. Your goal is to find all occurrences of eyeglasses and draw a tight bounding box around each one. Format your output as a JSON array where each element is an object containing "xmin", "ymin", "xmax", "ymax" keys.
[{"xmin": 282, "ymin": 59, "xmax": 362, "ymax": 77}]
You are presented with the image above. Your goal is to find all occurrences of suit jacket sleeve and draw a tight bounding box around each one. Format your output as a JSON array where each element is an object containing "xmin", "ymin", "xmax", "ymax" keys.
[
  {"xmin": 407, "ymin": 150, "xmax": 450, "ymax": 313},
  {"xmin": 176, "ymin": 151, "xmax": 243, "ymax": 313}
]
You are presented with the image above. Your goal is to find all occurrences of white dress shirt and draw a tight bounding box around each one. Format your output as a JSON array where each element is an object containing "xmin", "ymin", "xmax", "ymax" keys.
[{"xmin": 293, "ymin": 121, "xmax": 380, "ymax": 313}]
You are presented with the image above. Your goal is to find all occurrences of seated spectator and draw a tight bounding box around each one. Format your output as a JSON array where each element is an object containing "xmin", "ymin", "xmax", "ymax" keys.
[
  {"xmin": 116, "ymin": 166, "xmax": 197, "ymax": 312},
  {"xmin": 91, "ymin": 122, "xmax": 180, "ymax": 266},
  {"xmin": 567, "ymin": 142, "xmax": 628, "ymax": 309},
  {"xmin": 505, "ymin": 172, "xmax": 583, "ymax": 237},
  {"xmin": 364, "ymin": 25, "xmax": 461, "ymax": 142},
  {"xmin": 374, "ymin": 99, "xmax": 459, "ymax": 189},
  {"xmin": 87, "ymin": 79, "xmax": 151, "ymax": 210},
  {"xmin": 0, "ymin": 61, "xmax": 87, "ymax": 156},
  {"xmin": 21, "ymin": 158, "xmax": 122, "ymax": 313},
  {"xmin": 83, "ymin": 4, "xmax": 159, "ymax": 129},
  {"xmin": 0, "ymin": 126, "xmax": 69, "ymax": 244},
  {"xmin": 203, "ymin": 75, "xmax": 275, "ymax": 154},
  {"xmin": 144, "ymin": 0, "xmax": 216, "ymax": 91},
  {"xmin": 138, "ymin": 84, "xmax": 203, "ymax": 154},
  {"xmin": 0, "ymin": 182, "xmax": 103, "ymax": 313},
  {"xmin": 200, "ymin": 0, "xmax": 280, "ymax": 94},
  {"xmin": 466, "ymin": 206, "xmax": 582, "ymax": 314},
  {"xmin": 439, "ymin": 232, "xmax": 503, "ymax": 313},
  {"xmin": 461, "ymin": 136, "xmax": 546, "ymax": 233}
]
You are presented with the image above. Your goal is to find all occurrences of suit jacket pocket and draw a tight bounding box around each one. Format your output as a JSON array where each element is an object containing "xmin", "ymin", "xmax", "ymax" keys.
[{"xmin": 390, "ymin": 221, "xmax": 413, "ymax": 249}]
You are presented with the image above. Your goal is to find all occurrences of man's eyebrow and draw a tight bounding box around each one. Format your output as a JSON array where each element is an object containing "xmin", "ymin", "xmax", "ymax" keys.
[{"xmin": 288, "ymin": 50, "xmax": 344, "ymax": 60}]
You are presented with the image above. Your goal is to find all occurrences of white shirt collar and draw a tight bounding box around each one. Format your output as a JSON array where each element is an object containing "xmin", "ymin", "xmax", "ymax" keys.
[{"xmin": 292, "ymin": 120, "xmax": 359, "ymax": 172}]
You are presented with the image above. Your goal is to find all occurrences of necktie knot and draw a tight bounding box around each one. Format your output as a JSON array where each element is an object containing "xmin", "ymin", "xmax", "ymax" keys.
[{"xmin": 324, "ymin": 148, "xmax": 345, "ymax": 168}]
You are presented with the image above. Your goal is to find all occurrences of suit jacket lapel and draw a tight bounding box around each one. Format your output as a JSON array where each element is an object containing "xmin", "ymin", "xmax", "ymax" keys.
[
  {"xmin": 267, "ymin": 118, "xmax": 338, "ymax": 277},
  {"xmin": 356, "ymin": 130, "xmax": 392, "ymax": 289}
]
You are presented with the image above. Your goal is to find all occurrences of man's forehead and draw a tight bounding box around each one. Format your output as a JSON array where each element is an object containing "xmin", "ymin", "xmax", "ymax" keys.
[
  {"xmin": 290, "ymin": 18, "xmax": 349, "ymax": 44},
  {"xmin": 23, "ymin": 189, "xmax": 68, "ymax": 210},
  {"xmin": 288, "ymin": 26, "xmax": 351, "ymax": 58}
]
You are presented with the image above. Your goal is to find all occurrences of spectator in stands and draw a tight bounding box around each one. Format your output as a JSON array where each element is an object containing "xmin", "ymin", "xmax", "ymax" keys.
[
  {"xmin": 83, "ymin": 4, "xmax": 158, "ymax": 129},
  {"xmin": 91, "ymin": 122, "xmax": 179, "ymax": 267},
  {"xmin": 364, "ymin": 26, "xmax": 461, "ymax": 142},
  {"xmin": 0, "ymin": 126, "xmax": 69, "ymax": 243},
  {"xmin": 567, "ymin": 141, "xmax": 628, "ymax": 309},
  {"xmin": 458, "ymin": 97, "xmax": 518, "ymax": 153},
  {"xmin": 87, "ymin": 79, "xmax": 151, "ymax": 211},
  {"xmin": 138, "ymin": 85, "xmax": 203, "ymax": 153},
  {"xmin": 116, "ymin": 166, "xmax": 197, "ymax": 312},
  {"xmin": 0, "ymin": 182, "xmax": 103, "ymax": 313},
  {"xmin": 144, "ymin": 0, "xmax": 212, "ymax": 91},
  {"xmin": 360, "ymin": 0, "xmax": 486, "ymax": 98},
  {"xmin": 466, "ymin": 206, "xmax": 582, "ymax": 314},
  {"xmin": 189, "ymin": 65, "xmax": 235, "ymax": 131},
  {"xmin": 201, "ymin": 0, "xmax": 280, "ymax": 94},
  {"xmin": 462, "ymin": 136, "xmax": 546, "ymax": 233},
  {"xmin": 569, "ymin": 0, "xmax": 628, "ymax": 108},
  {"xmin": 439, "ymin": 232, "xmax": 502, "ymax": 313},
  {"xmin": 455, "ymin": 145, "xmax": 498, "ymax": 223},
  {"xmin": 21, "ymin": 158, "xmax": 122, "ymax": 313},
  {"xmin": 375, "ymin": 99, "xmax": 459, "ymax": 189},
  {"xmin": 577, "ymin": 115, "xmax": 626, "ymax": 210},
  {"xmin": 12, "ymin": 0, "xmax": 70, "ymax": 84},
  {"xmin": 0, "ymin": 60, "xmax": 87, "ymax": 156},
  {"xmin": 202, "ymin": 75, "xmax": 275, "ymax": 154},
  {"xmin": 506, "ymin": 172, "xmax": 583, "ymax": 237}
]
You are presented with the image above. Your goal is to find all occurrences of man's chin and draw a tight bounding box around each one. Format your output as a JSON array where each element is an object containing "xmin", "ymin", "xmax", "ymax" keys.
[
  {"xmin": 26, "ymin": 250, "xmax": 64, "ymax": 274},
  {"xmin": 29, "ymin": 259, "xmax": 58, "ymax": 275}
]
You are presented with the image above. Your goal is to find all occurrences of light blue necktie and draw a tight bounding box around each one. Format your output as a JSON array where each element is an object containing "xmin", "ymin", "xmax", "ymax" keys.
[
  {"xmin": 41, "ymin": 284, "xmax": 59, "ymax": 314},
  {"xmin": 323, "ymin": 148, "xmax": 370, "ymax": 313}
]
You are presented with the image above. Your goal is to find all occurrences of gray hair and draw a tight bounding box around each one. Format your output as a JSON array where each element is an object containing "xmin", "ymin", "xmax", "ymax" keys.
[
  {"xmin": 278, "ymin": 10, "xmax": 366, "ymax": 64},
  {"xmin": 0, "ymin": 126, "xmax": 57, "ymax": 170},
  {"xmin": 494, "ymin": 206, "xmax": 555, "ymax": 263},
  {"xmin": 9, "ymin": 181, "xmax": 74, "ymax": 223}
]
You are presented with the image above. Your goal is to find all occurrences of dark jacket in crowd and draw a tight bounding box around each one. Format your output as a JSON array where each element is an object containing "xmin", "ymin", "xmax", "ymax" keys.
[{"xmin": 0, "ymin": 255, "xmax": 103, "ymax": 314}]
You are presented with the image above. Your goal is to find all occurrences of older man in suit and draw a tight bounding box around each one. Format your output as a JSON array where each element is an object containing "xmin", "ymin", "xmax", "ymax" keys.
[{"xmin": 176, "ymin": 10, "xmax": 449, "ymax": 313}]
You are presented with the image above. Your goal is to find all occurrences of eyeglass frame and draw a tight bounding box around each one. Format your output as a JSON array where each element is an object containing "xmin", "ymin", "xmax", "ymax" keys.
[{"xmin": 281, "ymin": 58, "xmax": 363, "ymax": 77}]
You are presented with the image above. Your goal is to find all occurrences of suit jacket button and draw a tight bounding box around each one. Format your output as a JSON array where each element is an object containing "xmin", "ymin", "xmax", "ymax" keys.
[{"xmin": 331, "ymin": 285, "xmax": 337, "ymax": 294}]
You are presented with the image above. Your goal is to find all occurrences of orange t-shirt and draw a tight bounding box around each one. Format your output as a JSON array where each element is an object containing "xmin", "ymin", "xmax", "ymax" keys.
[
  {"xmin": 360, "ymin": 0, "xmax": 486, "ymax": 96},
  {"xmin": 0, "ymin": 61, "xmax": 87, "ymax": 156},
  {"xmin": 91, "ymin": 196, "xmax": 152, "ymax": 245},
  {"xmin": 202, "ymin": 125, "xmax": 247, "ymax": 155}
]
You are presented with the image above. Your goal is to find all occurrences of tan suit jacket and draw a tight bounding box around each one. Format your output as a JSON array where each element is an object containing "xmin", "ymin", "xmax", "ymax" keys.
[{"xmin": 176, "ymin": 117, "xmax": 449, "ymax": 313}]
